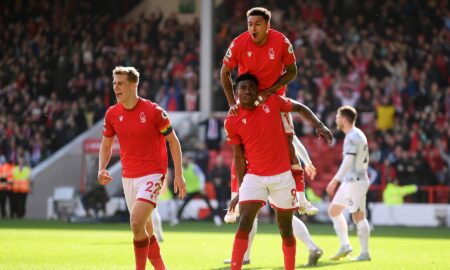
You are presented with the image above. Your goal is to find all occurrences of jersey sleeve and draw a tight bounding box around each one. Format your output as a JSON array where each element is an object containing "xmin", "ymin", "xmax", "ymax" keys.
[
  {"xmin": 154, "ymin": 105, "xmax": 173, "ymax": 136},
  {"xmin": 102, "ymin": 108, "xmax": 115, "ymax": 137},
  {"xmin": 343, "ymin": 135, "xmax": 358, "ymax": 155},
  {"xmin": 273, "ymin": 95, "xmax": 293, "ymax": 112},
  {"xmin": 223, "ymin": 38, "xmax": 240, "ymax": 69},
  {"xmin": 281, "ymin": 36, "xmax": 296, "ymax": 66},
  {"xmin": 224, "ymin": 117, "xmax": 241, "ymax": 145}
]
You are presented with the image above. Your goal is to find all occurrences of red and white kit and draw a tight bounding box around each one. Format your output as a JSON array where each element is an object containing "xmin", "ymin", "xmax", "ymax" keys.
[
  {"xmin": 103, "ymin": 98, "xmax": 173, "ymax": 208},
  {"xmin": 225, "ymin": 95, "xmax": 298, "ymax": 210}
]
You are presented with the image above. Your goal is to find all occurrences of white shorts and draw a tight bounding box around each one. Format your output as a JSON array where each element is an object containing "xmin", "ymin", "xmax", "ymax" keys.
[
  {"xmin": 281, "ymin": 112, "xmax": 294, "ymax": 135},
  {"xmin": 331, "ymin": 181, "xmax": 370, "ymax": 213},
  {"xmin": 239, "ymin": 170, "xmax": 298, "ymax": 211},
  {"xmin": 122, "ymin": 174, "xmax": 164, "ymax": 212}
]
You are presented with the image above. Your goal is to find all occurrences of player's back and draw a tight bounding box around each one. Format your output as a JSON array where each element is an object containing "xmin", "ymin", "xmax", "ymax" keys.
[{"xmin": 342, "ymin": 127, "xmax": 369, "ymax": 182}]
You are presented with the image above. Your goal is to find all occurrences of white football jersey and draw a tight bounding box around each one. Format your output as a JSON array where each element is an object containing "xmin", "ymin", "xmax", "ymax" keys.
[{"xmin": 341, "ymin": 127, "xmax": 369, "ymax": 182}]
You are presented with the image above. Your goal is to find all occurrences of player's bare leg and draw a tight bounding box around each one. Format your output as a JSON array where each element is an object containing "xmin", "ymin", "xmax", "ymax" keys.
[
  {"xmin": 230, "ymin": 202, "xmax": 261, "ymax": 270},
  {"xmin": 275, "ymin": 208, "xmax": 296, "ymax": 270},
  {"xmin": 224, "ymin": 192, "xmax": 255, "ymax": 265}
]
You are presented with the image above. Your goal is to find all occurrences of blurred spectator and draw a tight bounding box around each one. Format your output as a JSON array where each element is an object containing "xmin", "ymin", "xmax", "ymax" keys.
[
  {"xmin": 176, "ymin": 154, "xmax": 221, "ymax": 225},
  {"xmin": 208, "ymin": 155, "xmax": 231, "ymax": 218},
  {"xmin": 198, "ymin": 114, "xmax": 224, "ymax": 151}
]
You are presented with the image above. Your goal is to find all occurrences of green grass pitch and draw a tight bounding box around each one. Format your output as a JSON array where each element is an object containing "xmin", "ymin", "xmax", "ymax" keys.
[{"xmin": 1, "ymin": 219, "xmax": 449, "ymax": 270}]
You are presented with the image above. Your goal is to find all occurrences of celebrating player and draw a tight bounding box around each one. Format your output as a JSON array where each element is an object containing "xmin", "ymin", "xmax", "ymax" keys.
[
  {"xmin": 326, "ymin": 106, "xmax": 371, "ymax": 261},
  {"xmin": 226, "ymin": 73, "xmax": 332, "ymax": 270},
  {"xmin": 221, "ymin": 7, "xmax": 318, "ymax": 215},
  {"xmin": 98, "ymin": 66, "xmax": 186, "ymax": 270}
]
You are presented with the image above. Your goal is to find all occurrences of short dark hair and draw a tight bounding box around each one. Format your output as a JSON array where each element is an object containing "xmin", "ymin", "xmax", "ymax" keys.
[
  {"xmin": 246, "ymin": 7, "xmax": 271, "ymax": 23},
  {"xmin": 338, "ymin": 106, "xmax": 357, "ymax": 124},
  {"xmin": 235, "ymin": 73, "xmax": 259, "ymax": 88}
]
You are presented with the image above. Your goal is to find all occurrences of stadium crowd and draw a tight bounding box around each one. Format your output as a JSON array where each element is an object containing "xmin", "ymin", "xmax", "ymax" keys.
[
  {"xmin": 0, "ymin": 0, "xmax": 448, "ymax": 204},
  {"xmin": 0, "ymin": 0, "xmax": 200, "ymax": 167},
  {"xmin": 213, "ymin": 0, "xmax": 450, "ymax": 202}
]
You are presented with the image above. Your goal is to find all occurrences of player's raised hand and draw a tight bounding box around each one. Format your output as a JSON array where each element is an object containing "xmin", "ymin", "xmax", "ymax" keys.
[
  {"xmin": 315, "ymin": 123, "xmax": 333, "ymax": 144},
  {"xmin": 97, "ymin": 169, "xmax": 113, "ymax": 185},
  {"xmin": 305, "ymin": 164, "xmax": 317, "ymax": 180},
  {"xmin": 173, "ymin": 175, "xmax": 187, "ymax": 199},
  {"xmin": 228, "ymin": 104, "xmax": 239, "ymax": 116},
  {"xmin": 254, "ymin": 89, "xmax": 272, "ymax": 106},
  {"xmin": 229, "ymin": 194, "xmax": 239, "ymax": 213}
]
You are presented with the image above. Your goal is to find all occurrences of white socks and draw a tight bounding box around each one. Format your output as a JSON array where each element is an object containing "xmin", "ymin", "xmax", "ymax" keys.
[
  {"xmin": 296, "ymin": 191, "xmax": 307, "ymax": 204},
  {"xmin": 331, "ymin": 214, "xmax": 350, "ymax": 246},
  {"xmin": 356, "ymin": 219, "xmax": 370, "ymax": 253},
  {"xmin": 152, "ymin": 209, "xmax": 163, "ymax": 240},
  {"xmin": 292, "ymin": 216, "xmax": 318, "ymax": 250},
  {"xmin": 244, "ymin": 218, "xmax": 258, "ymax": 261}
]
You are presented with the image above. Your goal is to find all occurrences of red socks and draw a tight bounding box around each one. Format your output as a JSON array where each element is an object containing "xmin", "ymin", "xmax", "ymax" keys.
[
  {"xmin": 291, "ymin": 169, "xmax": 305, "ymax": 192},
  {"xmin": 231, "ymin": 229, "xmax": 250, "ymax": 270},
  {"xmin": 133, "ymin": 237, "xmax": 149, "ymax": 270},
  {"xmin": 148, "ymin": 235, "xmax": 166, "ymax": 270},
  {"xmin": 282, "ymin": 236, "xmax": 296, "ymax": 270}
]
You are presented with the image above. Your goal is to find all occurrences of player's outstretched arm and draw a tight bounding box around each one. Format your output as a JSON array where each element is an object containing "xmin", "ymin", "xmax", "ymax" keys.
[
  {"xmin": 290, "ymin": 100, "xmax": 333, "ymax": 144},
  {"xmin": 165, "ymin": 131, "xmax": 186, "ymax": 199},
  {"xmin": 98, "ymin": 136, "xmax": 114, "ymax": 185}
]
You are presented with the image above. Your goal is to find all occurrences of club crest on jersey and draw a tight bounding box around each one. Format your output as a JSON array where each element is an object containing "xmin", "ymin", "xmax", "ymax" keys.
[
  {"xmin": 269, "ymin": 48, "xmax": 275, "ymax": 60},
  {"xmin": 119, "ymin": 115, "xmax": 123, "ymax": 122},
  {"xmin": 262, "ymin": 104, "xmax": 270, "ymax": 113},
  {"xmin": 247, "ymin": 51, "xmax": 252, "ymax": 58},
  {"xmin": 140, "ymin": 112, "xmax": 146, "ymax": 123},
  {"xmin": 242, "ymin": 118, "xmax": 247, "ymax": 124}
]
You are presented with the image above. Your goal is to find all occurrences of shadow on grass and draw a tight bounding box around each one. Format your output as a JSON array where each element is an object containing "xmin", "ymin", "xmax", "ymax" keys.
[
  {"xmin": 209, "ymin": 259, "xmax": 356, "ymax": 270},
  {"xmin": 1, "ymin": 220, "xmax": 449, "ymax": 239}
]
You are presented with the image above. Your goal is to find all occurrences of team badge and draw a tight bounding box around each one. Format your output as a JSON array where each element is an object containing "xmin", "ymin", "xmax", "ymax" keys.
[
  {"xmin": 269, "ymin": 48, "xmax": 275, "ymax": 60},
  {"xmin": 242, "ymin": 118, "xmax": 247, "ymax": 124},
  {"xmin": 119, "ymin": 115, "xmax": 123, "ymax": 122},
  {"xmin": 140, "ymin": 112, "xmax": 146, "ymax": 123},
  {"xmin": 262, "ymin": 104, "xmax": 270, "ymax": 113},
  {"xmin": 247, "ymin": 51, "xmax": 252, "ymax": 58}
]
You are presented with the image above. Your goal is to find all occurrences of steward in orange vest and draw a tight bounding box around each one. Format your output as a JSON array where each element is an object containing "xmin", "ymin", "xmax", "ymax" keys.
[{"xmin": 0, "ymin": 160, "xmax": 14, "ymax": 218}]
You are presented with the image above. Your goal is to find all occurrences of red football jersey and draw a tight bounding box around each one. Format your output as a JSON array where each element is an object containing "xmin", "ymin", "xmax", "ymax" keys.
[
  {"xmin": 225, "ymin": 95, "xmax": 292, "ymax": 176},
  {"xmin": 103, "ymin": 98, "xmax": 173, "ymax": 178},
  {"xmin": 223, "ymin": 29, "xmax": 296, "ymax": 95}
]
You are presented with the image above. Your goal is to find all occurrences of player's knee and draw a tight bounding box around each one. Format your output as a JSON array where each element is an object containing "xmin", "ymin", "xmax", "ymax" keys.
[
  {"xmin": 278, "ymin": 223, "xmax": 293, "ymax": 238},
  {"xmin": 351, "ymin": 211, "xmax": 365, "ymax": 223},
  {"xmin": 328, "ymin": 206, "xmax": 339, "ymax": 217},
  {"xmin": 130, "ymin": 215, "xmax": 146, "ymax": 235}
]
